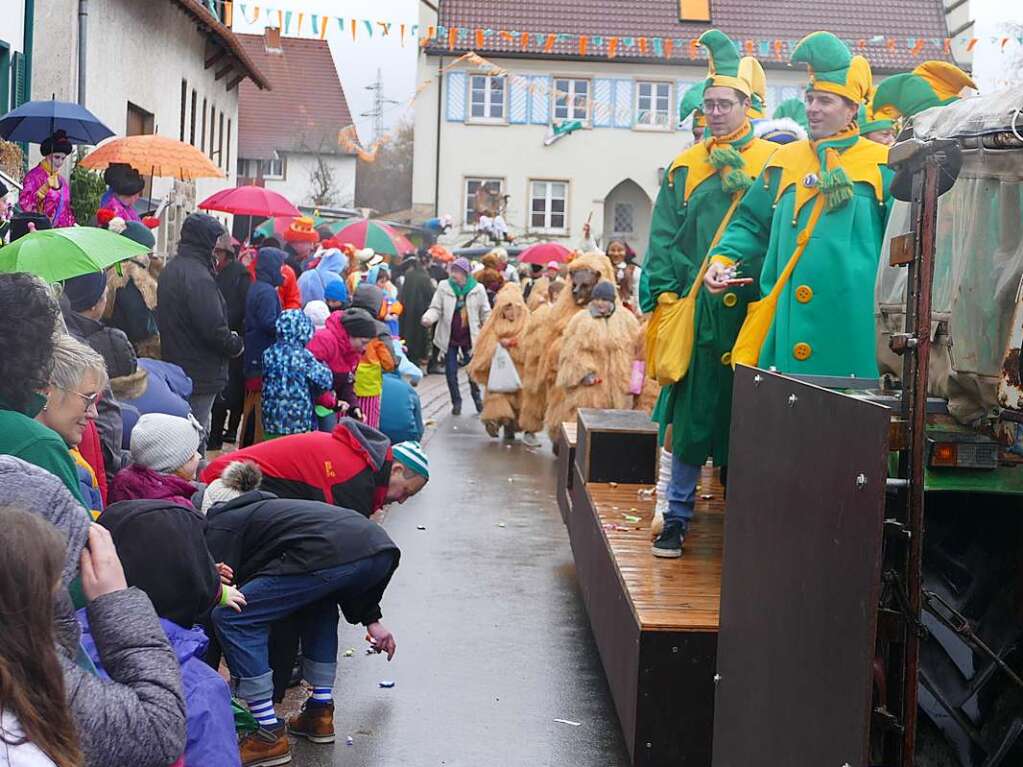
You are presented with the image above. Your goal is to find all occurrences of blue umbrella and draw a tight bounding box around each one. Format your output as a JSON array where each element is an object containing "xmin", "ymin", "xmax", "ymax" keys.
[{"xmin": 0, "ymin": 97, "xmax": 114, "ymax": 145}]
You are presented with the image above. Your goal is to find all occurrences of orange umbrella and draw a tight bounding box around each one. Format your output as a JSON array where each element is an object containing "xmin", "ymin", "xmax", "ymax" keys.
[
  {"xmin": 80, "ymin": 134, "xmax": 224, "ymax": 180},
  {"xmin": 428, "ymin": 244, "xmax": 453, "ymax": 262}
]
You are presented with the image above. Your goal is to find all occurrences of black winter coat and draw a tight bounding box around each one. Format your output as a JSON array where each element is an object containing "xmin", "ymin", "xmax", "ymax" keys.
[
  {"xmin": 216, "ymin": 258, "xmax": 252, "ymax": 334},
  {"xmin": 205, "ymin": 491, "xmax": 400, "ymax": 625},
  {"xmin": 157, "ymin": 215, "xmax": 243, "ymax": 394}
]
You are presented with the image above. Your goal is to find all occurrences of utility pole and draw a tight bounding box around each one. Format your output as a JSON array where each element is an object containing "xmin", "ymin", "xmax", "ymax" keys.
[{"xmin": 361, "ymin": 68, "xmax": 399, "ymax": 144}]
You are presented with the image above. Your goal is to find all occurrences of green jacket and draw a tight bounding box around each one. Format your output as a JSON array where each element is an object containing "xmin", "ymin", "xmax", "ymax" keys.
[
  {"xmin": 645, "ymin": 125, "xmax": 777, "ymax": 465},
  {"xmin": 711, "ymin": 135, "xmax": 893, "ymax": 378},
  {"xmin": 0, "ymin": 395, "xmax": 87, "ymax": 506}
]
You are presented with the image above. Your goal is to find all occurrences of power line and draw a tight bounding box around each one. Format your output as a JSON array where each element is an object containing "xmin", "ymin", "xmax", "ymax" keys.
[{"xmin": 361, "ymin": 67, "xmax": 401, "ymax": 143}]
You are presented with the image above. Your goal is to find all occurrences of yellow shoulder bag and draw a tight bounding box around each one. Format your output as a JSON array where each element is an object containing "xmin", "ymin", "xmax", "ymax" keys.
[
  {"xmin": 646, "ymin": 195, "xmax": 742, "ymax": 386},
  {"xmin": 730, "ymin": 193, "xmax": 826, "ymax": 368}
]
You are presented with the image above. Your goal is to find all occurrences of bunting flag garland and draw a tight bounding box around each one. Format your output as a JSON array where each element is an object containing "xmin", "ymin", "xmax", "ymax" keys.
[{"xmin": 228, "ymin": 2, "xmax": 1023, "ymax": 59}]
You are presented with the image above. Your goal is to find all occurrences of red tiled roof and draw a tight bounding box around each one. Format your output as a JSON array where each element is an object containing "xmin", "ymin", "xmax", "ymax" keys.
[
  {"xmin": 431, "ymin": 0, "xmax": 951, "ymax": 72},
  {"xmin": 236, "ymin": 33, "xmax": 355, "ymax": 159},
  {"xmin": 170, "ymin": 0, "xmax": 270, "ymax": 89}
]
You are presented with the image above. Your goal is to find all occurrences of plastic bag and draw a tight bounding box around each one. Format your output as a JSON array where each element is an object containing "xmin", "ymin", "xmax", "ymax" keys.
[{"xmin": 487, "ymin": 344, "xmax": 522, "ymax": 393}]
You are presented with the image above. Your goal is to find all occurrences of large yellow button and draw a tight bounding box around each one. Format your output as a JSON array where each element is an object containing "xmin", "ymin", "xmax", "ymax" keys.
[
  {"xmin": 720, "ymin": 352, "xmax": 732, "ymax": 366},
  {"xmin": 722, "ymin": 292, "xmax": 738, "ymax": 308},
  {"xmin": 795, "ymin": 285, "xmax": 813, "ymax": 304},
  {"xmin": 793, "ymin": 342, "xmax": 812, "ymax": 361}
]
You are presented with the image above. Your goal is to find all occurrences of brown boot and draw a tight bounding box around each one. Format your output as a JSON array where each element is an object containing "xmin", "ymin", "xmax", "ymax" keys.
[
  {"xmin": 287, "ymin": 700, "xmax": 335, "ymax": 744},
  {"xmin": 239, "ymin": 724, "xmax": 292, "ymax": 766}
]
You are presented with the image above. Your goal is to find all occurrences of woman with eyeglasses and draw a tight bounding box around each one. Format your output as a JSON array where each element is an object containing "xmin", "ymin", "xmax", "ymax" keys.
[
  {"xmin": 36, "ymin": 335, "xmax": 109, "ymax": 516},
  {"xmin": 0, "ymin": 273, "xmax": 89, "ymax": 506}
]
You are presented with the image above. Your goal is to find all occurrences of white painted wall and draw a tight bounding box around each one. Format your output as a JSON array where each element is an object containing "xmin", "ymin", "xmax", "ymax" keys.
[
  {"xmin": 0, "ymin": 1, "xmax": 25, "ymax": 55},
  {"xmin": 412, "ymin": 50, "xmax": 805, "ymax": 257},
  {"xmin": 262, "ymin": 151, "xmax": 357, "ymax": 208},
  {"xmin": 31, "ymin": 0, "xmax": 247, "ymax": 252}
]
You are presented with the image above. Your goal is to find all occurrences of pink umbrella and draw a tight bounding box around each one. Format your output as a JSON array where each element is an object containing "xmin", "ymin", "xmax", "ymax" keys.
[
  {"xmin": 197, "ymin": 186, "xmax": 300, "ymax": 218},
  {"xmin": 519, "ymin": 241, "xmax": 572, "ymax": 265}
]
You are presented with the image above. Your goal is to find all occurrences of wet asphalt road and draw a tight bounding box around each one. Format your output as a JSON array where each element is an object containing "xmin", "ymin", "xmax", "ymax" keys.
[{"xmin": 288, "ymin": 403, "xmax": 630, "ymax": 766}]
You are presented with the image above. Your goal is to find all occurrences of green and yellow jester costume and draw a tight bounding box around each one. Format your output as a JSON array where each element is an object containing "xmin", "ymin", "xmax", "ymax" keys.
[
  {"xmin": 645, "ymin": 29, "xmax": 778, "ymax": 465},
  {"xmin": 710, "ymin": 31, "xmax": 895, "ymax": 380}
]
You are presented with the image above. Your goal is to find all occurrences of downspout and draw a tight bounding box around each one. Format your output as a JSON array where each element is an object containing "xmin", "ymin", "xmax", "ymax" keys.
[
  {"xmin": 77, "ymin": 0, "xmax": 88, "ymax": 106},
  {"xmin": 433, "ymin": 56, "xmax": 442, "ymax": 217},
  {"xmin": 22, "ymin": 0, "xmax": 34, "ymax": 100}
]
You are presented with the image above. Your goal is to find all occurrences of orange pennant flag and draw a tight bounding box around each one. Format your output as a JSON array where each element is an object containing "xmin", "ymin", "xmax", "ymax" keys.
[
  {"xmin": 277, "ymin": 9, "xmax": 283, "ymax": 30},
  {"xmin": 578, "ymin": 35, "xmax": 588, "ymax": 56},
  {"xmin": 519, "ymin": 31, "xmax": 529, "ymax": 50},
  {"xmin": 351, "ymin": 19, "xmax": 357, "ymax": 41},
  {"xmin": 296, "ymin": 12, "xmax": 303, "ymax": 34},
  {"xmin": 448, "ymin": 26, "xmax": 459, "ymax": 50},
  {"xmin": 251, "ymin": 6, "xmax": 260, "ymax": 23},
  {"xmin": 543, "ymin": 33, "xmax": 556, "ymax": 53},
  {"xmin": 608, "ymin": 36, "xmax": 619, "ymax": 58},
  {"xmin": 886, "ymin": 37, "xmax": 897, "ymax": 51},
  {"xmin": 966, "ymin": 37, "xmax": 979, "ymax": 52},
  {"xmin": 1001, "ymin": 36, "xmax": 1011, "ymax": 50},
  {"xmin": 400, "ymin": 23, "xmax": 406, "ymax": 46},
  {"xmin": 744, "ymin": 39, "xmax": 755, "ymax": 56},
  {"xmin": 223, "ymin": 1, "xmax": 233, "ymax": 26},
  {"xmin": 663, "ymin": 38, "xmax": 674, "ymax": 58},
  {"xmin": 475, "ymin": 28, "xmax": 484, "ymax": 49},
  {"xmin": 773, "ymin": 39, "xmax": 784, "ymax": 60},
  {"xmin": 911, "ymin": 39, "xmax": 925, "ymax": 56},
  {"xmin": 638, "ymin": 37, "xmax": 648, "ymax": 55},
  {"xmin": 500, "ymin": 30, "xmax": 514, "ymax": 43},
  {"xmin": 319, "ymin": 17, "xmax": 329, "ymax": 40},
  {"xmin": 857, "ymin": 38, "xmax": 866, "ymax": 50},
  {"xmin": 943, "ymin": 38, "xmax": 952, "ymax": 54}
]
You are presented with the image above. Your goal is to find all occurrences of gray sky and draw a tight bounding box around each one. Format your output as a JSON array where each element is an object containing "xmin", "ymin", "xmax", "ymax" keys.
[{"xmin": 232, "ymin": 0, "xmax": 420, "ymax": 144}]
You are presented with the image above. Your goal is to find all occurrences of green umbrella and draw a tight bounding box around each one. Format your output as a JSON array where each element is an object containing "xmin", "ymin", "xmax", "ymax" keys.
[{"xmin": 0, "ymin": 227, "xmax": 151, "ymax": 283}]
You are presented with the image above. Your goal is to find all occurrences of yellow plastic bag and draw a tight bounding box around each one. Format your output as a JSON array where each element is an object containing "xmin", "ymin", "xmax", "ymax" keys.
[
  {"xmin": 646, "ymin": 195, "xmax": 741, "ymax": 386},
  {"xmin": 731, "ymin": 195, "xmax": 826, "ymax": 368}
]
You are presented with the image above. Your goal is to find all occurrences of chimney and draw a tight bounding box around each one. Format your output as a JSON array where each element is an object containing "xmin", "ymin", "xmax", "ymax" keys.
[{"xmin": 264, "ymin": 26, "xmax": 283, "ymax": 53}]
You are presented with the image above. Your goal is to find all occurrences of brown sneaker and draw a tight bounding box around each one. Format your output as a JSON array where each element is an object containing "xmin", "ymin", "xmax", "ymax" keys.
[
  {"xmin": 239, "ymin": 724, "xmax": 292, "ymax": 767},
  {"xmin": 287, "ymin": 700, "xmax": 335, "ymax": 744}
]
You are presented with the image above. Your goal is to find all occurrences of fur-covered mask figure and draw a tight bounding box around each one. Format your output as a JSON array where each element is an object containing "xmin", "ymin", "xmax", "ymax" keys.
[
  {"xmin": 588, "ymin": 281, "xmax": 617, "ymax": 318},
  {"xmin": 571, "ymin": 268, "xmax": 599, "ymax": 306}
]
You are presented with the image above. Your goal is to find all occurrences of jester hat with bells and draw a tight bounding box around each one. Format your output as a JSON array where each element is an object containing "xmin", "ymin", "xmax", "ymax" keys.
[
  {"xmin": 872, "ymin": 61, "xmax": 976, "ymax": 121},
  {"xmin": 679, "ymin": 82, "xmax": 706, "ymax": 130},
  {"xmin": 858, "ymin": 90, "xmax": 900, "ymax": 136},
  {"xmin": 790, "ymin": 31, "xmax": 875, "ymax": 211},
  {"xmin": 698, "ymin": 29, "xmax": 765, "ymax": 195}
]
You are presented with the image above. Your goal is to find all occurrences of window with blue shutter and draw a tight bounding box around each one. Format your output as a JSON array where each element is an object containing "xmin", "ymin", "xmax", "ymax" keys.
[
  {"xmin": 592, "ymin": 78, "xmax": 613, "ymax": 128},
  {"xmin": 529, "ymin": 75, "xmax": 550, "ymax": 125},
  {"xmin": 509, "ymin": 74, "xmax": 529, "ymax": 124},
  {"xmin": 446, "ymin": 71, "xmax": 467, "ymax": 122}
]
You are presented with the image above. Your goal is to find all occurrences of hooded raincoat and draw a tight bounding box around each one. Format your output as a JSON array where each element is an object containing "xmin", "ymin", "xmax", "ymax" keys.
[
  {"xmin": 243, "ymin": 248, "xmax": 285, "ymax": 377},
  {"xmin": 261, "ymin": 310, "xmax": 333, "ymax": 436}
]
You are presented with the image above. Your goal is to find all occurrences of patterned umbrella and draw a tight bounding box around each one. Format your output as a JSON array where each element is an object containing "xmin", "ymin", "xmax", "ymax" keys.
[{"xmin": 329, "ymin": 219, "xmax": 416, "ymax": 257}]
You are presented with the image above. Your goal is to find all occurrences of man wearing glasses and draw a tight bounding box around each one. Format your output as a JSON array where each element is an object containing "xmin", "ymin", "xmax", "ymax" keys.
[
  {"xmin": 644, "ymin": 30, "xmax": 778, "ymax": 558},
  {"xmin": 705, "ymin": 32, "xmax": 893, "ymax": 380}
]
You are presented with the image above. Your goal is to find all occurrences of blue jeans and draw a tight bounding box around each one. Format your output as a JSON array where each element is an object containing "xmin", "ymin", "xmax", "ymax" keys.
[
  {"xmin": 665, "ymin": 455, "xmax": 700, "ymax": 533},
  {"xmin": 445, "ymin": 345, "xmax": 480, "ymax": 407},
  {"xmin": 212, "ymin": 552, "xmax": 394, "ymax": 703},
  {"xmin": 316, "ymin": 412, "xmax": 337, "ymax": 432}
]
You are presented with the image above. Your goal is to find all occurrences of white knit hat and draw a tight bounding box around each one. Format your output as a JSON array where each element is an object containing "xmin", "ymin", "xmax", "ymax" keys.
[
  {"xmin": 130, "ymin": 413, "xmax": 203, "ymax": 473},
  {"xmin": 304, "ymin": 300, "xmax": 330, "ymax": 329},
  {"xmin": 201, "ymin": 461, "xmax": 263, "ymax": 515}
]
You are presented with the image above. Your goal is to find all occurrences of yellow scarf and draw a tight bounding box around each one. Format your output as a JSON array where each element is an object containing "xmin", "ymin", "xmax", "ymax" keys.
[{"xmin": 36, "ymin": 158, "xmax": 62, "ymax": 203}]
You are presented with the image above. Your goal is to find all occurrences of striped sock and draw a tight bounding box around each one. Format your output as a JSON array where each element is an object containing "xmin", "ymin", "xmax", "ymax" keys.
[
  {"xmin": 248, "ymin": 698, "xmax": 278, "ymax": 728},
  {"xmin": 310, "ymin": 686, "xmax": 333, "ymax": 704}
]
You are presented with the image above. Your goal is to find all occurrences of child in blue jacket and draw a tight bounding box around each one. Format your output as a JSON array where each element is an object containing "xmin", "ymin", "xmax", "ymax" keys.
[{"xmin": 261, "ymin": 310, "xmax": 333, "ymax": 438}]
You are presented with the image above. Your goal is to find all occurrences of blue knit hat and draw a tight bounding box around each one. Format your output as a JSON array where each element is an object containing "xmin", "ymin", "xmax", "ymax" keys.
[
  {"xmin": 324, "ymin": 280, "xmax": 349, "ymax": 304},
  {"xmin": 63, "ymin": 270, "xmax": 108, "ymax": 311},
  {"xmin": 392, "ymin": 441, "xmax": 429, "ymax": 479}
]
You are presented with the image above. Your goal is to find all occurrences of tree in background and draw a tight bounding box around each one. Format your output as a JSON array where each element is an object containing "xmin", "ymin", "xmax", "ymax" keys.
[
  {"xmin": 308, "ymin": 154, "xmax": 340, "ymax": 208},
  {"xmin": 70, "ymin": 153, "xmax": 106, "ymax": 225},
  {"xmin": 354, "ymin": 120, "xmax": 413, "ymax": 216}
]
